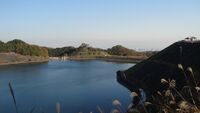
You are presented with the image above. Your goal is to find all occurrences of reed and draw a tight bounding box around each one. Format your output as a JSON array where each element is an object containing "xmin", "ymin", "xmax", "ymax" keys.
[
  {"xmin": 8, "ymin": 82, "xmax": 19, "ymax": 113},
  {"xmin": 56, "ymin": 102, "xmax": 61, "ymax": 113},
  {"xmin": 108, "ymin": 64, "xmax": 200, "ymax": 113},
  {"xmin": 127, "ymin": 64, "xmax": 200, "ymax": 113},
  {"xmin": 29, "ymin": 107, "xmax": 36, "ymax": 113}
]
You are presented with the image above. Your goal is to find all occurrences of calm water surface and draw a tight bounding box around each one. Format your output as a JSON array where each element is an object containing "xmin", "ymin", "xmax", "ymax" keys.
[{"xmin": 0, "ymin": 60, "xmax": 134, "ymax": 113}]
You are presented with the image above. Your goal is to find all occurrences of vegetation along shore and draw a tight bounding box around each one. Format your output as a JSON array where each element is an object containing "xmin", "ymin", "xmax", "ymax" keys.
[{"xmin": 0, "ymin": 39, "xmax": 157, "ymax": 65}]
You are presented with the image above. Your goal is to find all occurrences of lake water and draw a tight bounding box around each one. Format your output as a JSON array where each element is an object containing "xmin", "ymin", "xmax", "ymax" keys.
[{"xmin": 0, "ymin": 60, "xmax": 134, "ymax": 113}]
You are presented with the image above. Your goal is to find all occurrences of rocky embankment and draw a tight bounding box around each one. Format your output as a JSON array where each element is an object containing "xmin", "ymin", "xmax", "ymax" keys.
[{"xmin": 0, "ymin": 52, "xmax": 49, "ymax": 65}]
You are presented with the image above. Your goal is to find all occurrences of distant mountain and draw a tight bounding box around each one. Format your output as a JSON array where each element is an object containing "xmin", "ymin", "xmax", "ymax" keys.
[{"xmin": 117, "ymin": 39, "xmax": 200, "ymax": 96}]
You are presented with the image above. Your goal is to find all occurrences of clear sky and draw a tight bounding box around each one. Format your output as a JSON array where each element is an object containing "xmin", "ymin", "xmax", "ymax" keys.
[{"xmin": 0, "ymin": 0, "xmax": 199, "ymax": 50}]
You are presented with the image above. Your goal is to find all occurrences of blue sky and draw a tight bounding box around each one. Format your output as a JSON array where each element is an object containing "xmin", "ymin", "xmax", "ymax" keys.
[{"xmin": 0, "ymin": 0, "xmax": 200, "ymax": 50}]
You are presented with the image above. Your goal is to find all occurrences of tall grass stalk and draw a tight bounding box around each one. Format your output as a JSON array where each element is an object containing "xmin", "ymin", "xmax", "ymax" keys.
[
  {"xmin": 9, "ymin": 82, "xmax": 19, "ymax": 113},
  {"xmin": 125, "ymin": 65, "xmax": 200, "ymax": 113},
  {"xmin": 29, "ymin": 107, "xmax": 36, "ymax": 113},
  {"xmin": 178, "ymin": 64, "xmax": 196, "ymax": 105},
  {"xmin": 56, "ymin": 102, "xmax": 61, "ymax": 113},
  {"xmin": 97, "ymin": 106, "xmax": 104, "ymax": 113}
]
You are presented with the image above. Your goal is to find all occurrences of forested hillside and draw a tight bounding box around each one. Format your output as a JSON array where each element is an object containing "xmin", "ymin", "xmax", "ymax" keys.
[
  {"xmin": 0, "ymin": 39, "xmax": 48, "ymax": 57},
  {"xmin": 48, "ymin": 43, "xmax": 108, "ymax": 57},
  {"xmin": 107, "ymin": 45, "xmax": 145, "ymax": 56},
  {"xmin": 48, "ymin": 43, "xmax": 149, "ymax": 57},
  {"xmin": 0, "ymin": 39, "xmax": 153, "ymax": 59}
]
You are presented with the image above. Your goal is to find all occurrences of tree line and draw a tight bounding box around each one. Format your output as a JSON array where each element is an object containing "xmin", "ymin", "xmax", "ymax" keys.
[
  {"xmin": 107, "ymin": 45, "xmax": 145, "ymax": 56},
  {"xmin": 48, "ymin": 43, "xmax": 107, "ymax": 57},
  {"xmin": 48, "ymin": 43, "xmax": 147, "ymax": 57},
  {"xmin": 0, "ymin": 40, "xmax": 155, "ymax": 57}
]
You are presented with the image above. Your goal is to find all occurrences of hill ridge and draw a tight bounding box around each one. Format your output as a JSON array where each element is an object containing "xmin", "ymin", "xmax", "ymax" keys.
[{"xmin": 117, "ymin": 40, "xmax": 200, "ymax": 96}]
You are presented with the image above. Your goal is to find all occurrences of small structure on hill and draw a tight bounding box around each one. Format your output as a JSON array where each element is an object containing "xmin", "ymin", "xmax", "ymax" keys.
[
  {"xmin": 79, "ymin": 43, "xmax": 90, "ymax": 48},
  {"xmin": 184, "ymin": 36, "xmax": 198, "ymax": 42}
]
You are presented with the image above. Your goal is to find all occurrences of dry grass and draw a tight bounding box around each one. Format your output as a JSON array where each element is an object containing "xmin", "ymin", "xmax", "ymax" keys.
[
  {"xmin": 9, "ymin": 82, "xmax": 19, "ymax": 113},
  {"xmin": 96, "ymin": 64, "xmax": 200, "ymax": 113},
  {"xmin": 127, "ymin": 64, "xmax": 200, "ymax": 113}
]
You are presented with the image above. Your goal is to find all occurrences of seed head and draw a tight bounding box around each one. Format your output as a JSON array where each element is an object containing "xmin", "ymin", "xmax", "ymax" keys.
[
  {"xmin": 130, "ymin": 92, "xmax": 138, "ymax": 98},
  {"xmin": 195, "ymin": 87, "xmax": 200, "ymax": 92},
  {"xmin": 56, "ymin": 102, "xmax": 61, "ymax": 113},
  {"xmin": 111, "ymin": 109, "xmax": 120, "ymax": 113},
  {"xmin": 161, "ymin": 78, "xmax": 168, "ymax": 84},
  {"xmin": 169, "ymin": 80, "xmax": 176, "ymax": 88},
  {"xmin": 112, "ymin": 99, "xmax": 121, "ymax": 106},
  {"xmin": 165, "ymin": 90, "xmax": 171, "ymax": 97},
  {"xmin": 127, "ymin": 109, "xmax": 140, "ymax": 113},
  {"xmin": 127, "ymin": 103, "xmax": 133, "ymax": 109},
  {"xmin": 157, "ymin": 91, "xmax": 162, "ymax": 96},
  {"xmin": 178, "ymin": 64, "xmax": 184, "ymax": 70},
  {"xmin": 187, "ymin": 67, "xmax": 193, "ymax": 74},
  {"xmin": 178, "ymin": 101, "xmax": 192, "ymax": 110},
  {"xmin": 144, "ymin": 102, "xmax": 152, "ymax": 106},
  {"xmin": 169, "ymin": 101, "xmax": 176, "ymax": 105}
]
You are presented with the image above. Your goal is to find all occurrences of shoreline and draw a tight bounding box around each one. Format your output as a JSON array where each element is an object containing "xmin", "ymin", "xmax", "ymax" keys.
[
  {"xmin": 0, "ymin": 52, "xmax": 49, "ymax": 66},
  {"xmin": 0, "ymin": 57, "xmax": 142, "ymax": 66},
  {"xmin": 0, "ymin": 60, "xmax": 49, "ymax": 66},
  {"xmin": 97, "ymin": 58, "xmax": 142, "ymax": 63},
  {"xmin": 50, "ymin": 56, "xmax": 147, "ymax": 63},
  {"xmin": 0, "ymin": 53, "xmax": 147, "ymax": 66},
  {"xmin": 96, "ymin": 56, "xmax": 146, "ymax": 63}
]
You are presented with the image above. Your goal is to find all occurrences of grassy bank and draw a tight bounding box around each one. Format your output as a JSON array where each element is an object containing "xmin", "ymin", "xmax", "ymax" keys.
[
  {"xmin": 0, "ymin": 52, "xmax": 49, "ymax": 66},
  {"xmin": 0, "ymin": 59, "xmax": 49, "ymax": 66}
]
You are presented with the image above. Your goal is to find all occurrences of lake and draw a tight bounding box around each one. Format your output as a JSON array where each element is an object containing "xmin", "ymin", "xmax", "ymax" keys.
[{"xmin": 0, "ymin": 60, "xmax": 134, "ymax": 113}]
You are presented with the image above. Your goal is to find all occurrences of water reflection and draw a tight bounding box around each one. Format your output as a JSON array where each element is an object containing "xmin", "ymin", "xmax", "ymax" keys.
[{"xmin": 0, "ymin": 60, "xmax": 134, "ymax": 113}]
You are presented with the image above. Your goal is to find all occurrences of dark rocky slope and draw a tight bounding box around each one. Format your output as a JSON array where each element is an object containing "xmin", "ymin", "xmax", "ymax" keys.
[{"xmin": 117, "ymin": 40, "xmax": 200, "ymax": 96}]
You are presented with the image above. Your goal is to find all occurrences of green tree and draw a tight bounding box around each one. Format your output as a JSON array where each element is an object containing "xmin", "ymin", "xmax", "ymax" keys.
[
  {"xmin": 107, "ymin": 45, "xmax": 143, "ymax": 56},
  {"xmin": 0, "ymin": 39, "xmax": 49, "ymax": 57}
]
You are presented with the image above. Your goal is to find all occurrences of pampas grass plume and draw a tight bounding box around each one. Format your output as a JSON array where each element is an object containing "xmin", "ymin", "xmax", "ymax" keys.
[
  {"xmin": 130, "ymin": 92, "xmax": 138, "ymax": 98},
  {"xmin": 56, "ymin": 102, "xmax": 61, "ymax": 113},
  {"xmin": 111, "ymin": 109, "xmax": 120, "ymax": 113},
  {"xmin": 187, "ymin": 67, "xmax": 193, "ymax": 74},
  {"xmin": 161, "ymin": 78, "xmax": 168, "ymax": 84},
  {"xmin": 112, "ymin": 99, "xmax": 121, "ymax": 106},
  {"xmin": 178, "ymin": 64, "xmax": 184, "ymax": 70}
]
